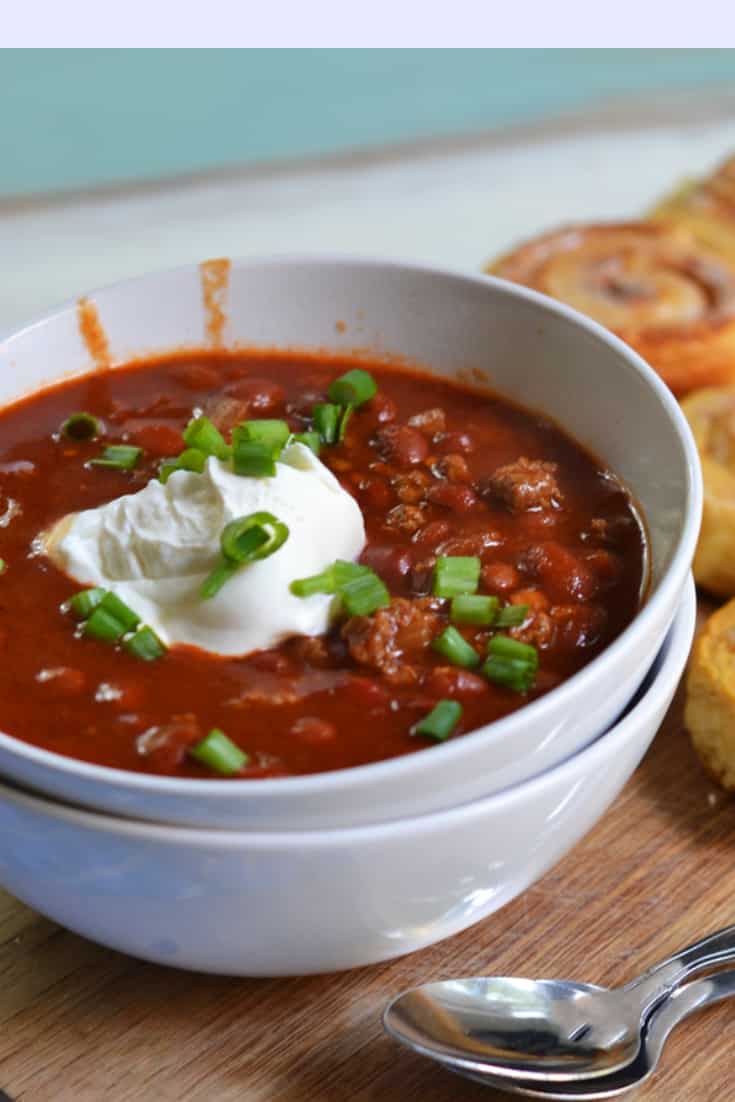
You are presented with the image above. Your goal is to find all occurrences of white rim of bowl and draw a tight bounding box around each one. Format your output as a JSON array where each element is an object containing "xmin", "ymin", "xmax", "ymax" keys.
[
  {"xmin": 0, "ymin": 575, "xmax": 696, "ymax": 844},
  {"xmin": 0, "ymin": 255, "xmax": 703, "ymax": 800}
]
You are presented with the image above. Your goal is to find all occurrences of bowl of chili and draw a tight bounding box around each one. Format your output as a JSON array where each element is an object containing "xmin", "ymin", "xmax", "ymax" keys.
[
  {"xmin": 0, "ymin": 578, "xmax": 695, "ymax": 975},
  {"xmin": 0, "ymin": 257, "xmax": 701, "ymax": 827}
]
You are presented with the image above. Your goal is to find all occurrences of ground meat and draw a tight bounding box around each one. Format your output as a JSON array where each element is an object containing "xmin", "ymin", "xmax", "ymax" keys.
[
  {"xmin": 369, "ymin": 393, "xmax": 397, "ymax": 424},
  {"xmin": 385, "ymin": 503, "xmax": 427, "ymax": 534},
  {"xmin": 435, "ymin": 453, "xmax": 471, "ymax": 482},
  {"xmin": 413, "ymin": 520, "xmax": 451, "ymax": 549},
  {"xmin": 393, "ymin": 468, "xmax": 432, "ymax": 504},
  {"xmin": 287, "ymin": 635, "xmax": 332, "ymax": 667},
  {"xmin": 408, "ymin": 408, "xmax": 446, "ymax": 434},
  {"xmin": 342, "ymin": 597, "xmax": 441, "ymax": 685},
  {"xmin": 375, "ymin": 424, "xmax": 429, "ymax": 467},
  {"xmin": 482, "ymin": 457, "xmax": 562, "ymax": 512}
]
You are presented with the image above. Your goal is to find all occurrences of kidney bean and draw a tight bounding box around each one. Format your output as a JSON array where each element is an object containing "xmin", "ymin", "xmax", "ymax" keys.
[
  {"xmin": 376, "ymin": 425, "xmax": 429, "ymax": 467},
  {"xmin": 519, "ymin": 542, "xmax": 597, "ymax": 602},
  {"xmin": 413, "ymin": 520, "xmax": 451, "ymax": 549},
  {"xmin": 360, "ymin": 544, "xmax": 413, "ymax": 587},
  {"xmin": 481, "ymin": 561, "xmax": 520, "ymax": 592},
  {"xmin": 425, "ymin": 667, "xmax": 488, "ymax": 698},
  {"xmin": 369, "ymin": 393, "xmax": 397, "ymax": 424},
  {"xmin": 358, "ymin": 477, "xmax": 393, "ymax": 509},
  {"xmin": 427, "ymin": 482, "xmax": 479, "ymax": 512},
  {"xmin": 173, "ymin": 363, "xmax": 222, "ymax": 390},
  {"xmin": 436, "ymin": 431, "xmax": 475, "ymax": 454},
  {"xmin": 126, "ymin": 422, "xmax": 183, "ymax": 458}
]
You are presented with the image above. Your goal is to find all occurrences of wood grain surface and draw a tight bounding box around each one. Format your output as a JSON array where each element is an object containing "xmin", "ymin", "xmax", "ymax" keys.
[{"xmin": 0, "ymin": 601, "xmax": 733, "ymax": 1101}]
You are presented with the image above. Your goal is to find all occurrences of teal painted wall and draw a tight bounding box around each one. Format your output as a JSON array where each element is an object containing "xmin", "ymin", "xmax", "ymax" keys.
[{"xmin": 2, "ymin": 49, "xmax": 734, "ymax": 198}]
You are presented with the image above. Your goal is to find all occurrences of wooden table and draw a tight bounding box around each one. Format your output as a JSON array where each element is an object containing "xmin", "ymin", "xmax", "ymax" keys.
[{"xmin": 0, "ymin": 602, "xmax": 733, "ymax": 1101}]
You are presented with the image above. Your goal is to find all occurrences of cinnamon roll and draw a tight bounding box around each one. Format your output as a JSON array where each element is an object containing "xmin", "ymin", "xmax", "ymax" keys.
[
  {"xmin": 488, "ymin": 222, "xmax": 735, "ymax": 395},
  {"xmin": 651, "ymin": 155, "xmax": 735, "ymax": 266}
]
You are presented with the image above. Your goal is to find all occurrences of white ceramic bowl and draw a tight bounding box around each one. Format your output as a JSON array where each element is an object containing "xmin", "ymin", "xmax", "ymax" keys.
[
  {"xmin": 0, "ymin": 578, "xmax": 695, "ymax": 976},
  {"xmin": 0, "ymin": 258, "xmax": 701, "ymax": 828}
]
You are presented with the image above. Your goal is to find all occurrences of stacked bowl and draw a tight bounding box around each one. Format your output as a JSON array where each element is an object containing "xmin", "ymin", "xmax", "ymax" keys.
[{"xmin": 0, "ymin": 259, "xmax": 701, "ymax": 975}]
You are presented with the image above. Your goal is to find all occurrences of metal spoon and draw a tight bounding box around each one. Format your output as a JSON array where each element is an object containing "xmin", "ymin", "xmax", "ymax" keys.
[
  {"xmin": 383, "ymin": 925, "xmax": 735, "ymax": 1083},
  {"xmin": 447, "ymin": 969, "xmax": 735, "ymax": 1098}
]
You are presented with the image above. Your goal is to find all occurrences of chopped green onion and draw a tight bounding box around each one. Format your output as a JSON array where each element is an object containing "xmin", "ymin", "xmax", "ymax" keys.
[
  {"xmin": 495, "ymin": 604, "xmax": 529, "ymax": 627},
  {"xmin": 199, "ymin": 559, "xmax": 240, "ymax": 600},
  {"xmin": 232, "ymin": 439, "xmax": 277, "ymax": 477},
  {"xmin": 98, "ymin": 591, "xmax": 140, "ymax": 633},
  {"xmin": 337, "ymin": 404, "xmax": 354, "ymax": 443},
  {"xmin": 159, "ymin": 447, "xmax": 207, "ymax": 483},
  {"xmin": 482, "ymin": 655, "xmax": 536, "ymax": 694},
  {"xmin": 412, "ymin": 699, "xmax": 463, "ymax": 741},
  {"xmin": 487, "ymin": 634, "xmax": 538, "ymax": 669},
  {"xmin": 340, "ymin": 569, "xmax": 390, "ymax": 616},
  {"xmin": 290, "ymin": 568, "xmax": 338, "ymax": 598},
  {"xmin": 68, "ymin": 586, "xmax": 106, "ymax": 619},
  {"xmin": 201, "ymin": 512, "xmax": 289, "ymax": 599},
  {"xmin": 432, "ymin": 556, "xmax": 481, "ymax": 598},
  {"xmin": 450, "ymin": 594, "xmax": 499, "ymax": 626},
  {"xmin": 183, "ymin": 415, "xmax": 231, "ymax": 460},
  {"xmin": 83, "ymin": 605, "xmax": 127, "ymax": 642},
  {"xmin": 220, "ymin": 512, "xmax": 288, "ymax": 564},
  {"xmin": 60, "ymin": 411, "xmax": 101, "ymax": 441},
  {"xmin": 333, "ymin": 560, "xmax": 372, "ymax": 585},
  {"xmin": 288, "ymin": 431, "xmax": 321, "ymax": 456},
  {"xmin": 236, "ymin": 419, "xmax": 290, "ymax": 452},
  {"xmin": 328, "ymin": 368, "xmax": 377, "ymax": 408},
  {"xmin": 124, "ymin": 625, "xmax": 167, "ymax": 661},
  {"xmin": 0, "ymin": 558, "xmax": 6, "ymax": 574},
  {"xmin": 189, "ymin": 728, "xmax": 249, "ymax": 775},
  {"xmin": 89, "ymin": 445, "xmax": 142, "ymax": 471},
  {"xmin": 432, "ymin": 626, "xmax": 480, "ymax": 669},
  {"xmin": 313, "ymin": 403, "xmax": 340, "ymax": 445}
]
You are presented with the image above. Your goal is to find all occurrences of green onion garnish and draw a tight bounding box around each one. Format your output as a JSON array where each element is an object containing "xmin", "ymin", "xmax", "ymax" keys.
[
  {"xmin": 288, "ymin": 431, "xmax": 321, "ymax": 456},
  {"xmin": 495, "ymin": 604, "xmax": 529, "ymax": 627},
  {"xmin": 189, "ymin": 728, "xmax": 249, "ymax": 775},
  {"xmin": 450, "ymin": 594, "xmax": 499, "ymax": 626},
  {"xmin": 60, "ymin": 411, "xmax": 101, "ymax": 441},
  {"xmin": 482, "ymin": 655, "xmax": 537, "ymax": 693},
  {"xmin": 199, "ymin": 560, "xmax": 241, "ymax": 601},
  {"xmin": 200, "ymin": 512, "xmax": 290, "ymax": 599},
  {"xmin": 232, "ymin": 439, "xmax": 277, "ymax": 477},
  {"xmin": 482, "ymin": 634, "xmax": 538, "ymax": 693},
  {"xmin": 183, "ymin": 415, "xmax": 231, "ymax": 460},
  {"xmin": 97, "ymin": 591, "xmax": 140, "ymax": 633},
  {"xmin": 432, "ymin": 626, "xmax": 480, "ymax": 669},
  {"xmin": 339, "ymin": 569, "xmax": 390, "ymax": 617},
  {"xmin": 412, "ymin": 699, "xmax": 463, "ymax": 741},
  {"xmin": 236, "ymin": 419, "xmax": 290, "ymax": 452},
  {"xmin": 0, "ymin": 558, "xmax": 6, "ymax": 575},
  {"xmin": 124, "ymin": 625, "xmax": 167, "ymax": 661},
  {"xmin": 432, "ymin": 556, "xmax": 481, "ymax": 598},
  {"xmin": 89, "ymin": 445, "xmax": 142, "ymax": 471},
  {"xmin": 313, "ymin": 403, "xmax": 340, "ymax": 445},
  {"xmin": 69, "ymin": 586, "xmax": 107, "ymax": 618},
  {"xmin": 337, "ymin": 404, "xmax": 354, "ymax": 443},
  {"xmin": 290, "ymin": 559, "xmax": 371, "ymax": 599},
  {"xmin": 328, "ymin": 368, "xmax": 377, "ymax": 408},
  {"xmin": 83, "ymin": 605, "xmax": 127, "ymax": 643},
  {"xmin": 159, "ymin": 447, "xmax": 207, "ymax": 483},
  {"xmin": 487, "ymin": 633, "xmax": 538, "ymax": 667}
]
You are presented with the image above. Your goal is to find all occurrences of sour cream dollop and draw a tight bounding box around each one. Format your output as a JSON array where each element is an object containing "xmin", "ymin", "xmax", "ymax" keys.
[{"xmin": 45, "ymin": 443, "xmax": 366, "ymax": 657}]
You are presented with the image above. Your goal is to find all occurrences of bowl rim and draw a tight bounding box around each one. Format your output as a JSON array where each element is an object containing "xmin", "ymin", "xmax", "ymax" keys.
[
  {"xmin": 0, "ymin": 575, "xmax": 696, "ymax": 844},
  {"xmin": 0, "ymin": 254, "xmax": 703, "ymax": 800}
]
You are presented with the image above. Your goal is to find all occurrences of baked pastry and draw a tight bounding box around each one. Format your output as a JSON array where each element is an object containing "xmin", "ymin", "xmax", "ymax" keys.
[
  {"xmin": 488, "ymin": 222, "xmax": 735, "ymax": 395},
  {"xmin": 681, "ymin": 386, "xmax": 735, "ymax": 597},
  {"xmin": 685, "ymin": 596, "xmax": 735, "ymax": 790},
  {"xmin": 651, "ymin": 155, "xmax": 735, "ymax": 267}
]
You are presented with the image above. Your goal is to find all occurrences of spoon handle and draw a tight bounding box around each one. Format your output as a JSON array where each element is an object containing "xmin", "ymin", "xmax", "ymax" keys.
[{"xmin": 624, "ymin": 924, "xmax": 735, "ymax": 1015}]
